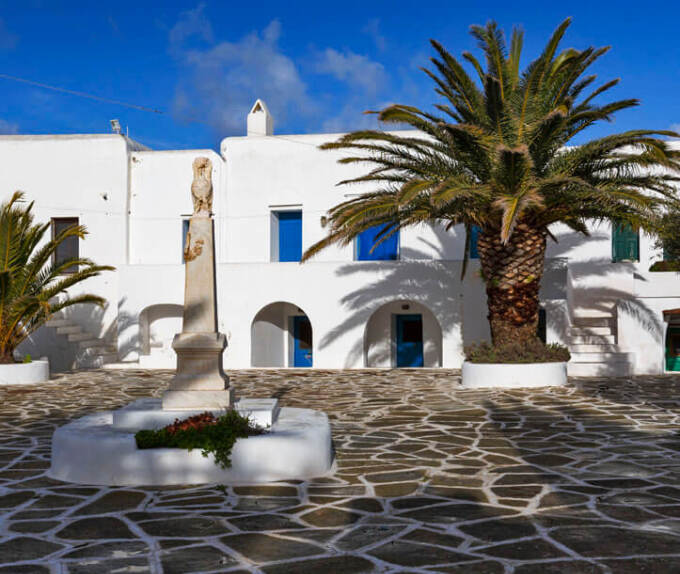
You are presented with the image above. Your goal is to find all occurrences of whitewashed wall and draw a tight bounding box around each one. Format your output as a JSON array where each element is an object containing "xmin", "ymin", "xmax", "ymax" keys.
[
  {"xmin": 1, "ymin": 129, "xmax": 678, "ymax": 373},
  {"xmin": 0, "ymin": 135, "xmax": 131, "ymax": 342}
]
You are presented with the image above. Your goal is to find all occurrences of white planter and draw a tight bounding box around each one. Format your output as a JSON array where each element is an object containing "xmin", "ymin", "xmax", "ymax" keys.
[
  {"xmin": 462, "ymin": 360, "xmax": 567, "ymax": 389},
  {"xmin": 49, "ymin": 403, "xmax": 333, "ymax": 486},
  {"xmin": 0, "ymin": 359, "xmax": 50, "ymax": 385}
]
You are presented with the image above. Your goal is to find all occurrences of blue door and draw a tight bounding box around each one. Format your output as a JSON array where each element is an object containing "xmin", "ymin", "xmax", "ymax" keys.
[
  {"xmin": 293, "ymin": 316, "xmax": 313, "ymax": 367},
  {"xmin": 396, "ymin": 314, "xmax": 424, "ymax": 367},
  {"xmin": 277, "ymin": 211, "xmax": 302, "ymax": 262}
]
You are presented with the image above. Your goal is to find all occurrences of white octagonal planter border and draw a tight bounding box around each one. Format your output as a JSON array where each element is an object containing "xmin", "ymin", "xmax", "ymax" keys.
[
  {"xmin": 49, "ymin": 404, "xmax": 333, "ymax": 486},
  {"xmin": 462, "ymin": 361, "xmax": 567, "ymax": 389},
  {"xmin": 0, "ymin": 359, "xmax": 49, "ymax": 385}
]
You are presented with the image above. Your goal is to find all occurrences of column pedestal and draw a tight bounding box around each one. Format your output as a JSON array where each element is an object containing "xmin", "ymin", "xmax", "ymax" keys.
[{"xmin": 162, "ymin": 332, "xmax": 233, "ymax": 410}]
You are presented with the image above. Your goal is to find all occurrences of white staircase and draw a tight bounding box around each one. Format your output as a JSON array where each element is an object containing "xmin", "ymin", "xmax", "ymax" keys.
[
  {"xmin": 45, "ymin": 314, "xmax": 118, "ymax": 369},
  {"xmin": 567, "ymin": 306, "xmax": 634, "ymax": 377}
]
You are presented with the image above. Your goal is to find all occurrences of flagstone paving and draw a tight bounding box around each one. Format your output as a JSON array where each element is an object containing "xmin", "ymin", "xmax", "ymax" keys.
[{"xmin": 1, "ymin": 369, "xmax": 680, "ymax": 573}]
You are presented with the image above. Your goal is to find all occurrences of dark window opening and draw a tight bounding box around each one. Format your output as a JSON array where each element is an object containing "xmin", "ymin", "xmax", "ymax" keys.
[
  {"xmin": 537, "ymin": 308, "xmax": 547, "ymax": 343},
  {"xmin": 52, "ymin": 217, "xmax": 79, "ymax": 273},
  {"xmin": 182, "ymin": 219, "xmax": 190, "ymax": 263}
]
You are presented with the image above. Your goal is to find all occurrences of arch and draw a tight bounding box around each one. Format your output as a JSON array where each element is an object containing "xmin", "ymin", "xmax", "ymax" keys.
[
  {"xmin": 364, "ymin": 299, "xmax": 443, "ymax": 368},
  {"xmin": 139, "ymin": 304, "xmax": 183, "ymax": 356},
  {"xmin": 251, "ymin": 302, "xmax": 313, "ymax": 367}
]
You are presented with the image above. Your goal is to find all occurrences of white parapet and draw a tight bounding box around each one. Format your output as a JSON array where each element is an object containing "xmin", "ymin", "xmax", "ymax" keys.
[
  {"xmin": 0, "ymin": 360, "xmax": 50, "ymax": 385},
  {"xmin": 461, "ymin": 361, "xmax": 568, "ymax": 389},
  {"xmin": 48, "ymin": 403, "xmax": 332, "ymax": 486}
]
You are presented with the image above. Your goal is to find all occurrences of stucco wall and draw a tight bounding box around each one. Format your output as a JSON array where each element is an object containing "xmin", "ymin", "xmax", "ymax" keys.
[{"xmin": 0, "ymin": 134, "xmax": 129, "ymax": 341}]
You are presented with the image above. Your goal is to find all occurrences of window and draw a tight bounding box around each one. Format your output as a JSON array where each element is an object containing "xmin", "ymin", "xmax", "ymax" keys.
[
  {"xmin": 537, "ymin": 308, "xmax": 547, "ymax": 343},
  {"xmin": 612, "ymin": 223, "xmax": 639, "ymax": 262},
  {"xmin": 181, "ymin": 219, "xmax": 190, "ymax": 263},
  {"xmin": 52, "ymin": 217, "xmax": 79, "ymax": 273},
  {"xmin": 469, "ymin": 225, "xmax": 480, "ymax": 259},
  {"xmin": 356, "ymin": 225, "xmax": 399, "ymax": 261},
  {"xmin": 273, "ymin": 211, "xmax": 302, "ymax": 262}
]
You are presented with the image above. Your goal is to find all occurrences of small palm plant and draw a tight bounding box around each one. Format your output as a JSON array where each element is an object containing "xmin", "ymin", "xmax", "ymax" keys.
[
  {"xmin": 303, "ymin": 18, "xmax": 680, "ymax": 348},
  {"xmin": 0, "ymin": 192, "xmax": 114, "ymax": 363}
]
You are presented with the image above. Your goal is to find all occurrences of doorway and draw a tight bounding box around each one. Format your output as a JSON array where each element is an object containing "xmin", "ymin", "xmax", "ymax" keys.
[
  {"xmin": 292, "ymin": 315, "xmax": 313, "ymax": 367},
  {"xmin": 396, "ymin": 314, "xmax": 424, "ymax": 367}
]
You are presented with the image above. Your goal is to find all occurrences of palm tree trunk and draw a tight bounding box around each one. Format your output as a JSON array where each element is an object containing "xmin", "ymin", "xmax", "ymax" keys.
[{"xmin": 476, "ymin": 224, "xmax": 547, "ymax": 346}]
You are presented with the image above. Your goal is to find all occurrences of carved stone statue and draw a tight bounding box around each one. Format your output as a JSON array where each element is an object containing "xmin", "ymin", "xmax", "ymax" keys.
[{"xmin": 191, "ymin": 157, "xmax": 213, "ymax": 215}]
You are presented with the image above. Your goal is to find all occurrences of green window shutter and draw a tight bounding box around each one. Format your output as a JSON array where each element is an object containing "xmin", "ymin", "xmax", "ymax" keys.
[{"xmin": 612, "ymin": 223, "xmax": 639, "ymax": 262}]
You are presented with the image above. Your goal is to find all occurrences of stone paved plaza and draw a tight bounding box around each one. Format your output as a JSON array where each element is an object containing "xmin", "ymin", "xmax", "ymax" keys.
[{"xmin": 2, "ymin": 369, "xmax": 680, "ymax": 573}]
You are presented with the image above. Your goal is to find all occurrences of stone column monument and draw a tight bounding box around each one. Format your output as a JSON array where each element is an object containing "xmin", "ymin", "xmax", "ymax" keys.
[{"xmin": 162, "ymin": 157, "xmax": 233, "ymax": 410}]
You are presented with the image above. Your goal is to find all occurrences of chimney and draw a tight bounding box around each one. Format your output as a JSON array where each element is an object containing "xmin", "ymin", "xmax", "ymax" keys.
[{"xmin": 247, "ymin": 99, "xmax": 273, "ymax": 136}]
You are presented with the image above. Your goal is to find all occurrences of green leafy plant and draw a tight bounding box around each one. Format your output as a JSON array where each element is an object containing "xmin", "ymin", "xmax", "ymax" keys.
[
  {"xmin": 0, "ymin": 192, "xmax": 114, "ymax": 363},
  {"xmin": 135, "ymin": 410, "xmax": 265, "ymax": 469},
  {"xmin": 302, "ymin": 18, "xmax": 680, "ymax": 349},
  {"xmin": 650, "ymin": 260, "xmax": 680, "ymax": 272},
  {"xmin": 465, "ymin": 341, "xmax": 570, "ymax": 364},
  {"xmin": 22, "ymin": 354, "xmax": 31, "ymax": 364},
  {"xmin": 652, "ymin": 203, "xmax": 680, "ymax": 267}
]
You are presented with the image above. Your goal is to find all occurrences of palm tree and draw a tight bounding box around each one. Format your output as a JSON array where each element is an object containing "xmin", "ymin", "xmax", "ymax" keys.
[
  {"xmin": 0, "ymin": 192, "xmax": 114, "ymax": 363},
  {"xmin": 303, "ymin": 18, "xmax": 680, "ymax": 347}
]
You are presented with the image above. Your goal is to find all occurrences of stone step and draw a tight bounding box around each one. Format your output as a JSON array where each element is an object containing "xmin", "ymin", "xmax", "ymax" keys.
[
  {"xmin": 569, "ymin": 344, "xmax": 619, "ymax": 353},
  {"xmin": 56, "ymin": 325, "xmax": 82, "ymax": 335},
  {"xmin": 570, "ymin": 352, "xmax": 634, "ymax": 363},
  {"xmin": 571, "ymin": 317, "xmax": 613, "ymax": 328},
  {"xmin": 76, "ymin": 339, "xmax": 111, "ymax": 349},
  {"xmin": 46, "ymin": 319, "xmax": 72, "ymax": 328},
  {"xmin": 80, "ymin": 344, "xmax": 117, "ymax": 354},
  {"xmin": 570, "ymin": 306, "xmax": 615, "ymax": 318},
  {"xmin": 67, "ymin": 332, "xmax": 96, "ymax": 342},
  {"xmin": 569, "ymin": 334, "xmax": 616, "ymax": 345},
  {"xmin": 570, "ymin": 326, "xmax": 612, "ymax": 336},
  {"xmin": 78, "ymin": 353, "xmax": 119, "ymax": 368},
  {"xmin": 568, "ymin": 361, "xmax": 631, "ymax": 377}
]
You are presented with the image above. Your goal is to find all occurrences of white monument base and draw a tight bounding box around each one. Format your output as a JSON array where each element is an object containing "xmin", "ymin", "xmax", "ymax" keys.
[{"xmin": 48, "ymin": 399, "xmax": 333, "ymax": 486}]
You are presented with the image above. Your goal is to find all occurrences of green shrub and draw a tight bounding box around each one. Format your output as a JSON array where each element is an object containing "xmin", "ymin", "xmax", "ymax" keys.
[
  {"xmin": 654, "ymin": 205, "xmax": 680, "ymax": 263},
  {"xmin": 650, "ymin": 260, "xmax": 680, "ymax": 272},
  {"xmin": 465, "ymin": 340, "xmax": 570, "ymax": 364},
  {"xmin": 135, "ymin": 410, "xmax": 264, "ymax": 469}
]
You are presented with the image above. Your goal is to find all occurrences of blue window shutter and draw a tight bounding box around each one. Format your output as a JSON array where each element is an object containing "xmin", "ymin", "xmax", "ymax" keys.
[
  {"xmin": 356, "ymin": 225, "xmax": 399, "ymax": 261},
  {"xmin": 469, "ymin": 226, "xmax": 480, "ymax": 259},
  {"xmin": 277, "ymin": 211, "xmax": 302, "ymax": 262}
]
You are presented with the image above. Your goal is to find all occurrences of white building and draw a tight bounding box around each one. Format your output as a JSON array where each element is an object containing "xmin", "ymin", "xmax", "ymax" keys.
[{"xmin": 3, "ymin": 100, "xmax": 680, "ymax": 376}]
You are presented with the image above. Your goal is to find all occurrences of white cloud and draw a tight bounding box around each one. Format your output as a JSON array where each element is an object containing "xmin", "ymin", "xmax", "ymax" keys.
[
  {"xmin": 169, "ymin": 2, "xmax": 213, "ymax": 52},
  {"xmin": 363, "ymin": 19, "xmax": 386, "ymax": 52},
  {"xmin": 314, "ymin": 48, "xmax": 386, "ymax": 96},
  {"xmin": 171, "ymin": 17, "xmax": 310, "ymax": 135},
  {"xmin": 0, "ymin": 119, "xmax": 19, "ymax": 134}
]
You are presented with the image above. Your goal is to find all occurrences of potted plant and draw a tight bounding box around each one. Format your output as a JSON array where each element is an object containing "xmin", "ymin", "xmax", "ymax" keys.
[
  {"xmin": 0, "ymin": 192, "xmax": 113, "ymax": 384},
  {"xmin": 302, "ymin": 19, "xmax": 680, "ymax": 387}
]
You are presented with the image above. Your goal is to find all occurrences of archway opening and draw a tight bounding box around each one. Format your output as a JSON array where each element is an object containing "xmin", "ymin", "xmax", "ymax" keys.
[
  {"xmin": 251, "ymin": 302, "xmax": 313, "ymax": 367},
  {"xmin": 364, "ymin": 300, "xmax": 442, "ymax": 367},
  {"xmin": 139, "ymin": 304, "xmax": 183, "ymax": 356}
]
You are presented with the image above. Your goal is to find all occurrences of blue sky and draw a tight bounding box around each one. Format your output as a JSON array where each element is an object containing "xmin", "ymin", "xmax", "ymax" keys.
[{"xmin": 1, "ymin": 1, "xmax": 679, "ymax": 150}]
